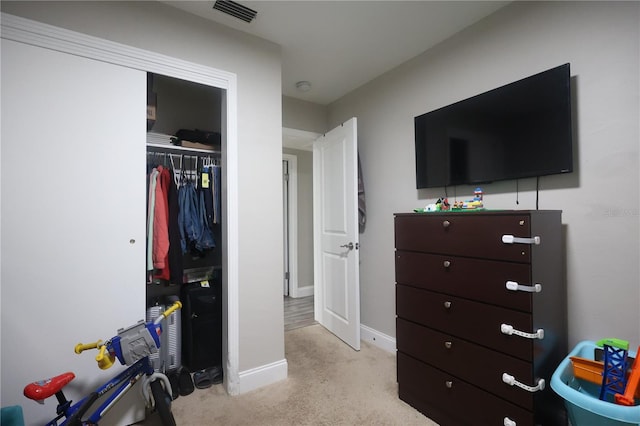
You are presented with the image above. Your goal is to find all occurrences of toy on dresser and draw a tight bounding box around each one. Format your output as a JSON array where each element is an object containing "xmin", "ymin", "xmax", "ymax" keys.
[
  {"xmin": 415, "ymin": 197, "xmax": 450, "ymax": 213},
  {"xmin": 451, "ymin": 187, "xmax": 484, "ymax": 210},
  {"xmin": 415, "ymin": 188, "xmax": 486, "ymax": 213}
]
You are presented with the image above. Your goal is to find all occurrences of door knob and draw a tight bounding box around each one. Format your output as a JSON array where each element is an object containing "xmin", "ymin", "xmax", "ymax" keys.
[{"xmin": 340, "ymin": 242, "xmax": 354, "ymax": 250}]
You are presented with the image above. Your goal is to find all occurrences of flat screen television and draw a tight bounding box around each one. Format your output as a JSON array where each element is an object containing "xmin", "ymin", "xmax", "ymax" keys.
[{"xmin": 414, "ymin": 63, "xmax": 573, "ymax": 189}]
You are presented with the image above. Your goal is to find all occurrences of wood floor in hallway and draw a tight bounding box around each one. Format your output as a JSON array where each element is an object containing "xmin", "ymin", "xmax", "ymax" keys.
[{"xmin": 284, "ymin": 295, "xmax": 316, "ymax": 331}]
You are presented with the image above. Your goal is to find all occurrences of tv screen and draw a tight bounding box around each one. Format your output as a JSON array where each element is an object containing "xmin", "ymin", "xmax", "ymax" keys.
[{"xmin": 414, "ymin": 63, "xmax": 573, "ymax": 189}]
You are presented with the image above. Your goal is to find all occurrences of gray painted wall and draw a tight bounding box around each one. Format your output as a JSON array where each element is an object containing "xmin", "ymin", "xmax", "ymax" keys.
[
  {"xmin": 283, "ymin": 148, "xmax": 314, "ymax": 292},
  {"xmin": 283, "ymin": 96, "xmax": 328, "ymax": 134},
  {"xmin": 328, "ymin": 1, "xmax": 640, "ymax": 349},
  {"xmin": 1, "ymin": 0, "xmax": 285, "ymax": 373},
  {"xmin": 151, "ymin": 74, "xmax": 223, "ymax": 136},
  {"xmin": 281, "ymin": 97, "xmax": 324, "ymax": 297}
]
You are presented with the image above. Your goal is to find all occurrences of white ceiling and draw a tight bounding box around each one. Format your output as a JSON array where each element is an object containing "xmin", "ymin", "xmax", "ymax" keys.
[{"xmin": 163, "ymin": 1, "xmax": 509, "ymax": 106}]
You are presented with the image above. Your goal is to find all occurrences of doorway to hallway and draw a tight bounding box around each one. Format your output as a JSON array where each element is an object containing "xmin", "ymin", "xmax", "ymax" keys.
[{"xmin": 282, "ymin": 128, "xmax": 317, "ymax": 332}]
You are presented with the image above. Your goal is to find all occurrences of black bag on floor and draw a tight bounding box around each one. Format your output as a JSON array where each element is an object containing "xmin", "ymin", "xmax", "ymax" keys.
[{"xmin": 181, "ymin": 280, "xmax": 222, "ymax": 372}]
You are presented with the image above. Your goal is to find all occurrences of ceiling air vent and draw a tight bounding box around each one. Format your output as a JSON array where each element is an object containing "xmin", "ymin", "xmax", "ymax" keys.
[{"xmin": 213, "ymin": 0, "xmax": 258, "ymax": 23}]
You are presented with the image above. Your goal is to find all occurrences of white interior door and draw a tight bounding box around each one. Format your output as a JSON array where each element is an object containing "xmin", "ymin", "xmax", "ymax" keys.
[{"xmin": 313, "ymin": 118, "xmax": 360, "ymax": 350}]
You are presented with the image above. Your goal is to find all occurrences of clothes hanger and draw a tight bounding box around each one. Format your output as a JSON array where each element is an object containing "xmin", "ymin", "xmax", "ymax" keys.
[
  {"xmin": 169, "ymin": 154, "xmax": 180, "ymax": 187},
  {"xmin": 180, "ymin": 155, "xmax": 189, "ymax": 187}
]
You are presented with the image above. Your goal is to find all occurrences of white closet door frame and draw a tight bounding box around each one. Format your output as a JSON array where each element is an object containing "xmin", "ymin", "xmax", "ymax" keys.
[
  {"xmin": 0, "ymin": 12, "xmax": 241, "ymax": 394},
  {"xmin": 282, "ymin": 154, "xmax": 299, "ymax": 297}
]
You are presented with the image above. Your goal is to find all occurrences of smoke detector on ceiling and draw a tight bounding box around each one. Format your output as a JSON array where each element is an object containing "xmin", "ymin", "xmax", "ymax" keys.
[
  {"xmin": 296, "ymin": 81, "xmax": 312, "ymax": 92},
  {"xmin": 213, "ymin": 0, "xmax": 258, "ymax": 23}
]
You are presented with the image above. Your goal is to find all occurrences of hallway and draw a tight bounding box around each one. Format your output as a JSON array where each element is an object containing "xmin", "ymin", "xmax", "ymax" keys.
[{"xmin": 284, "ymin": 295, "xmax": 315, "ymax": 331}]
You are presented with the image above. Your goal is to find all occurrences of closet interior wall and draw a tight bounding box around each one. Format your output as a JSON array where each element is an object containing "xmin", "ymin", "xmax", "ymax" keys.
[
  {"xmin": 145, "ymin": 71, "xmax": 224, "ymax": 306},
  {"xmin": 146, "ymin": 148, "xmax": 222, "ymax": 298}
]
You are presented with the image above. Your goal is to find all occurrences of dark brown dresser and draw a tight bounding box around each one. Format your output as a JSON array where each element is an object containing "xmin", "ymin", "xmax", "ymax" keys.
[{"xmin": 395, "ymin": 211, "xmax": 567, "ymax": 426}]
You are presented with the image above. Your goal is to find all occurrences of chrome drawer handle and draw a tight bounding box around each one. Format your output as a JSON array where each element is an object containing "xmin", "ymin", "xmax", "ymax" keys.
[
  {"xmin": 504, "ymin": 417, "xmax": 517, "ymax": 426},
  {"xmin": 444, "ymin": 341, "xmax": 452, "ymax": 349},
  {"xmin": 443, "ymin": 301, "xmax": 452, "ymax": 309},
  {"xmin": 443, "ymin": 260, "xmax": 451, "ymax": 268},
  {"xmin": 502, "ymin": 234, "xmax": 540, "ymax": 245},
  {"xmin": 506, "ymin": 281, "xmax": 542, "ymax": 293},
  {"xmin": 445, "ymin": 380, "xmax": 453, "ymax": 388},
  {"xmin": 442, "ymin": 220, "xmax": 450, "ymax": 228},
  {"xmin": 502, "ymin": 373, "xmax": 545, "ymax": 393},
  {"xmin": 501, "ymin": 323, "xmax": 544, "ymax": 340}
]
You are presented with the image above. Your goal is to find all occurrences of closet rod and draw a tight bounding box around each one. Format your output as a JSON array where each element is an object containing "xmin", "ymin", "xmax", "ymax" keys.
[{"xmin": 147, "ymin": 142, "xmax": 221, "ymax": 156}]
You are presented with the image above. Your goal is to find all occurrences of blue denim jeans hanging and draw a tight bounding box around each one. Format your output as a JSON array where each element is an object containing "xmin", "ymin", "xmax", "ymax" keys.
[
  {"xmin": 178, "ymin": 180, "xmax": 216, "ymax": 255},
  {"xmin": 195, "ymin": 189, "xmax": 215, "ymax": 251},
  {"xmin": 178, "ymin": 181, "xmax": 199, "ymax": 254}
]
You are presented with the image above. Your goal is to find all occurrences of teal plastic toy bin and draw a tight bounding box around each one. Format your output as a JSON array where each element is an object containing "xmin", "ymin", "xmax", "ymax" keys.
[
  {"xmin": 551, "ymin": 340, "xmax": 640, "ymax": 426},
  {"xmin": 0, "ymin": 405, "xmax": 24, "ymax": 426}
]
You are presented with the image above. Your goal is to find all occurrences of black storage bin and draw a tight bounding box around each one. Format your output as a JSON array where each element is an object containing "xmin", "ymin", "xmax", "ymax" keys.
[{"xmin": 181, "ymin": 276, "xmax": 222, "ymax": 372}]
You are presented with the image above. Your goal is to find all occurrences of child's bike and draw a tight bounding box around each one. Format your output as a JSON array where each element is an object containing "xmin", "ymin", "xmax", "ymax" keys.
[{"xmin": 23, "ymin": 302, "xmax": 182, "ymax": 426}]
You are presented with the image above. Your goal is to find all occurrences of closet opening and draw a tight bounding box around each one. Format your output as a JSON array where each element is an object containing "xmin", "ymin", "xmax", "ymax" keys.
[{"xmin": 145, "ymin": 72, "xmax": 226, "ymax": 395}]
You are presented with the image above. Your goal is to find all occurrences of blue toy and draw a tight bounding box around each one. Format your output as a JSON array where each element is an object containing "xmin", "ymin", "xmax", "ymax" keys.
[{"xmin": 597, "ymin": 338, "xmax": 630, "ymax": 402}]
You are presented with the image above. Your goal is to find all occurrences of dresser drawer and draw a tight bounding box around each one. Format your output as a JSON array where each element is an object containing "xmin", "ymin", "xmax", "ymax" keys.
[
  {"xmin": 397, "ymin": 318, "xmax": 535, "ymax": 410},
  {"xmin": 395, "ymin": 250, "xmax": 533, "ymax": 311},
  {"xmin": 398, "ymin": 352, "xmax": 534, "ymax": 426},
  {"xmin": 394, "ymin": 213, "xmax": 532, "ymax": 262},
  {"xmin": 397, "ymin": 285, "xmax": 534, "ymax": 361}
]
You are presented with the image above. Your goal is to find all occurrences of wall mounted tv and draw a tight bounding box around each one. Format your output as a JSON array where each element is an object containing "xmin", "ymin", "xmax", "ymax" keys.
[{"xmin": 414, "ymin": 63, "xmax": 573, "ymax": 189}]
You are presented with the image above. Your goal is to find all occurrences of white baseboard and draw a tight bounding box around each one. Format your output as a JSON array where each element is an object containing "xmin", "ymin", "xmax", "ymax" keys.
[
  {"xmin": 237, "ymin": 358, "xmax": 288, "ymax": 394},
  {"xmin": 291, "ymin": 285, "xmax": 314, "ymax": 298},
  {"xmin": 360, "ymin": 324, "xmax": 396, "ymax": 354}
]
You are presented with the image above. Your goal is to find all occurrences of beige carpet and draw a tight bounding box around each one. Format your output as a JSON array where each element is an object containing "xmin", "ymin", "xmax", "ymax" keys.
[{"xmin": 171, "ymin": 324, "xmax": 437, "ymax": 425}]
